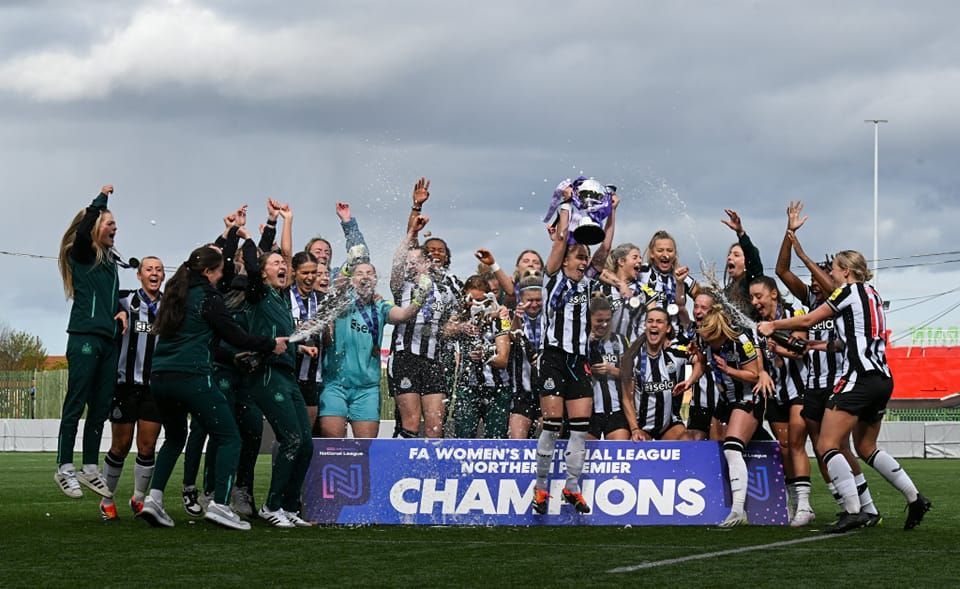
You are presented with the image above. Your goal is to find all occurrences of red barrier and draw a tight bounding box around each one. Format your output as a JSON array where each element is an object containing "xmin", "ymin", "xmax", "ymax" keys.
[{"xmin": 887, "ymin": 347, "xmax": 960, "ymax": 399}]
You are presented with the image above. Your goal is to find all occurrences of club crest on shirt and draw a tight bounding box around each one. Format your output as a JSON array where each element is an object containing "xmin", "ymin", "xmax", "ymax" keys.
[
  {"xmin": 543, "ymin": 378, "xmax": 556, "ymax": 391},
  {"xmin": 400, "ymin": 377, "xmax": 412, "ymax": 390},
  {"xmin": 274, "ymin": 392, "xmax": 284, "ymax": 403}
]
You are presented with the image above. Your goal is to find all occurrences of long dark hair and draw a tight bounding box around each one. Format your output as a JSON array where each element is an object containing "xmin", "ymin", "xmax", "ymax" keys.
[{"xmin": 154, "ymin": 246, "xmax": 223, "ymax": 338}]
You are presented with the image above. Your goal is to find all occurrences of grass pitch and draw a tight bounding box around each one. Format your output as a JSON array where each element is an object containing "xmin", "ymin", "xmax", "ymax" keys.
[{"xmin": 0, "ymin": 453, "xmax": 956, "ymax": 588}]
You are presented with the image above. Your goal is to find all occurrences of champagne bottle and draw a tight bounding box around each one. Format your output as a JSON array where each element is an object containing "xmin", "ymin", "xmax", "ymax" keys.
[{"xmin": 770, "ymin": 330, "xmax": 807, "ymax": 355}]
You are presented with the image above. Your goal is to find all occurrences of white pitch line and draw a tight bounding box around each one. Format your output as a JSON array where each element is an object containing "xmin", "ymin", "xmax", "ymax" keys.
[{"xmin": 607, "ymin": 533, "xmax": 848, "ymax": 574}]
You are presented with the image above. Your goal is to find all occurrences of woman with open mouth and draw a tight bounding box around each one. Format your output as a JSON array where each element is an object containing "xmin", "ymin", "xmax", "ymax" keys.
[
  {"xmin": 507, "ymin": 270, "xmax": 545, "ymax": 439},
  {"xmin": 241, "ymin": 227, "xmax": 316, "ymax": 528},
  {"xmin": 596, "ymin": 242, "xmax": 647, "ymax": 343},
  {"xmin": 389, "ymin": 178, "xmax": 463, "ymax": 439},
  {"xmin": 636, "ymin": 230, "xmax": 698, "ymax": 336},
  {"xmin": 530, "ymin": 186, "xmax": 617, "ymax": 516},
  {"xmin": 759, "ymin": 249, "xmax": 931, "ymax": 534},
  {"xmin": 55, "ymin": 184, "xmax": 126, "ymax": 501},
  {"xmin": 749, "ymin": 275, "xmax": 814, "ymax": 527},
  {"xmin": 446, "ymin": 275, "xmax": 513, "ymax": 439},
  {"xmin": 697, "ymin": 301, "xmax": 774, "ymax": 527},
  {"xmin": 584, "ymin": 295, "xmax": 631, "ymax": 441},
  {"xmin": 684, "ymin": 291, "xmax": 726, "ymax": 442},
  {"xmin": 621, "ymin": 307, "xmax": 701, "ymax": 442},
  {"xmin": 721, "ymin": 209, "xmax": 764, "ymax": 320}
]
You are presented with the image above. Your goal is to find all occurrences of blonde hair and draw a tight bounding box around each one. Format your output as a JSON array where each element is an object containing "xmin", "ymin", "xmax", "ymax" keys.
[
  {"xmin": 606, "ymin": 242, "xmax": 641, "ymax": 273},
  {"xmin": 833, "ymin": 250, "xmax": 873, "ymax": 282},
  {"xmin": 646, "ymin": 230, "xmax": 679, "ymax": 271},
  {"xmin": 58, "ymin": 208, "xmax": 112, "ymax": 299},
  {"xmin": 697, "ymin": 304, "xmax": 739, "ymax": 342}
]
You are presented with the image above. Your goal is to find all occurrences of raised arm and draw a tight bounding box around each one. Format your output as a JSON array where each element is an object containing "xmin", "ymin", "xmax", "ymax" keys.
[
  {"xmin": 336, "ymin": 202, "xmax": 367, "ymax": 251},
  {"xmin": 788, "ymin": 230, "xmax": 834, "ymax": 298},
  {"xmin": 241, "ymin": 239, "xmax": 267, "ymax": 303},
  {"xmin": 278, "ymin": 202, "xmax": 294, "ymax": 272},
  {"xmin": 590, "ymin": 194, "xmax": 618, "ymax": 272},
  {"xmin": 475, "ymin": 248, "xmax": 515, "ymax": 299},
  {"xmin": 72, "ymin": 185, "xmax": 113, "ymax": 264},
  {"xmin": 405, "ymin": 177, "xmax": 431, "ymax": 243},
  {"xmin": 258, "ymin": 199, "xmax": 281, "ymax": 252},
  {"xmin": 775, "ymin": 201, "xmax": 811, "ymax": 301},
  {"xmin": 391, "ymin": 215, "xmax": 429, "ymax": 294},
  {"xmin": 759, "ymin": 301, "xmax": 835, "ymax": 335}
]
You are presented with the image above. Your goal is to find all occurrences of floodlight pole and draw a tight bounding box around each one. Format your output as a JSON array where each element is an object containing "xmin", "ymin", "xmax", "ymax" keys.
[{"xmin": 865, "ymin": 119, "xmax": 887, "ymax": 287}]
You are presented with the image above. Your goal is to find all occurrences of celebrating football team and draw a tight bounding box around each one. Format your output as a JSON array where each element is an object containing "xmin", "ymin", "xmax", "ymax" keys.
[{"xmin": 52, "ymin": 177, "xmax": 931, "ymax": 533}]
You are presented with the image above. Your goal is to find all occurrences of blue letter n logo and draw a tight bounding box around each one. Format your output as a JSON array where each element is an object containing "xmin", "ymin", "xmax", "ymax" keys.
[{"xmin": 321, "ymin": 464, "xmax": 364, "ymax": 500}]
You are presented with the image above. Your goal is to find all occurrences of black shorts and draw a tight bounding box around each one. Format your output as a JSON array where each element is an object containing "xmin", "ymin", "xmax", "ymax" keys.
[
  {"xmin": 110, "ymin": 383, "xmax": 161, "ymax": 424},
  {"xmin": 644, "ymin": 420, "xmax": 685, "ymax": 440},
  {"xmin": 827, "ymin": 371, "xmax": 893, "ymax": 424},
  {"xmin": 536, "ymin": 347, "xmax": 593, "ymax": 401},
  {"xmin": 589, "ymin": 410, "xmax": 629, "ymax": 438},
  {"xmin": 801, "ymin": 386, "xmax": 831, "ymax": 422},
  {"xmin": 510, "ymin": 389, "xmax": 541, "ymax": 421},
  {"xmin": 687, "ymin": 405, "xmax": 715, "ymax": 434},
  {"xmin": 388, "ymin": 351, "xmax": 446, "ymax": 396},
  {"xmin": 299, "ymin": 380, "xmax": 319, "ymax": 407},
  {"xmin": 727, "ymin": 397, "xmax": 765, "ymax": 422},
  {"xmin": 765, "ymin": 396, "xmax": 802, "ymax": 424}
]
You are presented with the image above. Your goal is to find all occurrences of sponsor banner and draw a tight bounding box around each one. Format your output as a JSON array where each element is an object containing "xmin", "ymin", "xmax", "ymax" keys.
[{"xmin": 303, "ymin": 439, "xmax": 786, "ymax": 526}]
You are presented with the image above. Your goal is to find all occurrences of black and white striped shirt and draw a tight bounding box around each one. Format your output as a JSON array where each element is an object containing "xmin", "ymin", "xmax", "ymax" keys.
[
  {"xmin": 633, "ymin": 345, "xmax": 687, "ymax": 435},
  {"xmin": 635, "ymin": 265, "xmax": 695, "ymax": 333},
  {"xmin": 391, "ymin": 273, "xmax": 461, "ymax": 361},
  {"xmin": 462, "ymin": 317, "xmax": 511, "ymax": 389},
  {"xmin": 117, "ymin": 290, "xmax": 160, "ymax": 386},
  {"xmin": 543, "ymin": 269, "xmax": 596, "ymax": 356},
  {"xmin": 590, "ymin": 334, "xmax": 629, "ymax": 414},
  {"xmin": 804, "ymin": 290, "xmax": 843, "ymax": 390},
  {"xmin": 511, "ymin": 313, "xmax": 543, "ymax": 395},
  {"xmin": 594, "ymin": 282, "xmax": 645, "ymax": 343},
  {"xmin": 288, "ymin": 288, "xmax": 323, "ymax": 384},
  {"xmin": 704, "ymin": 332, "xmax": 759, "ymax": 405},
  {"xmin": 756, "ymin": 302, "xmax": 808, "ymax": 407},
  {"xmin": 826, "ymin": 282, "xmax": 890, "ymax": 392}
]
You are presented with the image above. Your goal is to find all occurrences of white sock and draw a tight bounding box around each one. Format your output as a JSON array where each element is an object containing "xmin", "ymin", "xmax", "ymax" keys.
[
  {"xmin": 536, "ymin": 420, "xmax": 561, "ymax": 491},
  {"xmin": 825, "ymin": 451, "xmax": 860, "ymax": 514},
  {"xmin": 786, "ymin": 482, "xmax": 798, "ymax": 516},
  {"xmin": 134, "ymin": 455, "xmax": 155, "ymax": 501},
  {"xmin": 854, "ymin": 472, "xmax": 878, "ymax": 515},
  {"xmin": 81, "ymin": 463, "xmax": 99, "ymax": 475},
  {"xmin": 868, "ymin": 450, "xmax": 918, "ymax": 503},
  {"xmin": 59, "ymin": 462, "xmax": 76, "ymax": 475},
  {"xmin": 795, "ymin": 478, "xmax": 812, "ymax": 512},
  {"xmin": 827, "ymin": 482, "xmax": 844, "ymax": 508},
  {"xmin": 723, "ymin": 439, "xmax": 747, "ymax": 514},
  {"xmin": 564, "ymin": 423, "xmax": 589, "ymax": 492},
  {"xmin": 149, "ymin": 489, "xmax": 164, "ymax": 504}
]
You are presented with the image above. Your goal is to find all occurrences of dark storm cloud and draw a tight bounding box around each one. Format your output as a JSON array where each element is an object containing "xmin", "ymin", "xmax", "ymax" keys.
[{"xmin": 1, "ymin": 0, "xmax": 959, "ymax": 352}]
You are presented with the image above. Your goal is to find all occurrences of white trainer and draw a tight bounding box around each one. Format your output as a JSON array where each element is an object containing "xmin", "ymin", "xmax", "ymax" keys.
[
  {"xmin": 54, "ymin": 470, "xmax": 83, "ymax": 499},
  {"xmin": 718, "ymin": 510, "xmax": 749, "ymax": 528},
  {"xmin": 198, "ymin": 490, "xmax": 213, "ymax": 512},
  {"xmin": 283, "ymin": 510, "xmax": 315, "ymax": 527},
  {"xmin": 789, "ymin": 508, "xmax": 816, "ymax": 527},
  {"xmin": 76, "ymin": 469, "xmax": 112, "ymax": 499},
  {"xmin": 258, "ymin": 505, "xmax": 295, "ymax": 528},
  {"xmin": 138, "ymin": 496, "xmax": 175, "ymax": 528},
  {"xmin": 205, "ymin": 501, "xmax": 251, "ymax": 531}
]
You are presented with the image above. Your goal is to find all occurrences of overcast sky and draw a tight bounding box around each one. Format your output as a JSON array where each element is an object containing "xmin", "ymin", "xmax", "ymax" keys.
[{"xmin": 1, "ymin": 0, "xmax": 958, "ymax": 355}]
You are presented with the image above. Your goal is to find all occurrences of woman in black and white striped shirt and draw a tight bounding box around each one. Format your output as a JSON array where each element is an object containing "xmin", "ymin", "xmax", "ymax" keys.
[
  {"xmin": 98, "ymin": 256, "xmax": 165, "ymax": 520},
  {"xmin": 531, "ymin": 188, "xmax": 616, "ymax": 516},
  {"xmin": 759, "ymin": 249, "xmax": 931, "ymax": 533},
  {"xmin": 622, "ymin": 307, "xmax": 701, "ymax": 441},
  {"xmin": 508, "ymin": 271, "xmax": 545, "ymax": 439},
  {"xmin": 585, "ymin": 296, "xmax": 630, "ymax": 440},
  {"xmin": 749, "ymin": 276, "xmax": 814, "ymax": 527},
  {"xmin": 699, "ymin": 303, "xmax": 773, "ymax": 527},
  {"xmin": 596, "ymin": 243, "xmax": 646, "ymax": 343}
]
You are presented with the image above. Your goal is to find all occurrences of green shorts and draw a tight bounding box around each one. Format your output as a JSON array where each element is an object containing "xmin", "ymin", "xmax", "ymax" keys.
[{"xmin": 319, "ymin": 382, "xmax": 380, "ymax": 421}]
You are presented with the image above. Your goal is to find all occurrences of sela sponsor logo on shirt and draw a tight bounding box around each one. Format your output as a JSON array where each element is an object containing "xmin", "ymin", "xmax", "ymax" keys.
[
  {"xmin": 351, "ymin": 318, "xmax": 370, "ymax": 333},
  {"xmin": 567, "ymin": 292, "xmax": 588, "ymax": 305},
  {"xmin": 811, "ymin": 318, "xmax": 836, "ymax": 331},
  {"xmin": 643, "ymin": 381, "xmax": 675, "ymax": 393},
  {"xmin": 134, "ymin": 320, "xmax": 152, "ymax": 334}
]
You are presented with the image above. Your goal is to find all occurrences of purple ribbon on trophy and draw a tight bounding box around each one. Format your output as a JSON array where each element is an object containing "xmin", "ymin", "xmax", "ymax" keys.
[{"xmin": 542, "ymin": 175, "xmax": 615, "ymax": 245}]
